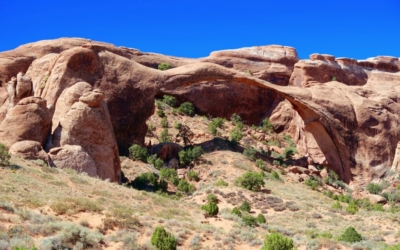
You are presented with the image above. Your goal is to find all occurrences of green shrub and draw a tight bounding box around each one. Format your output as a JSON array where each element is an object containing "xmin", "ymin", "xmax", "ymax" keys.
[
  {"xmin": 367, "ymin": 183, "xmax": 383, "ymax": 194},
  {"xmin": 346, "ymin": 201, "xmax": 359, "ymax": 215},
  {"xmin": 177, "ymin": 179, "xmax": 196, "ymax": 194},
  {"xmin": 243, "ymin": 148, "xmax": 257, "ymax": 161},
  {"xmin": 262, "ymin": 118, "xmax": 274, "ymax": 133},
  {"xmin": 158, "ymin": 63, "xmax": 172, "ymax": 71},
  {"xmin": 151, "ymin": 226, "xmax": 177, "ymax": 250},
  {"xmin": 242, "ymin": 215, "xmax": 258, "ymax": 227},
  {"xmin": 255, "ymin": 159, "xmax": 266, "ymax": 170},
  {"xmin": 178, "ymin": 150, "xmax": 191, "ymax": 166},
  {"xmin": 132, "ymin": 172, "xmax": 159, "ymax": 190},
  {"xmin": 208, "ymin": 117, "xmax": 225, "ymax": 135},
  {"xmin": 304, "ymin": 176, "xmax": 321, "ymax": 190},
  {"xmin": 282, "ymin": 147, "xmax": 297, "ymax": 160},
  {"xmin": 162, "ymin": 95, "xmax": 178, "ymax": 107},
  {"xmin": 129, "ymin": 144, "xmax": 148, "ymax": 162},
  {"xmin": 160, "ymin": 168, "xmax": 179, "ymax": 186},
  {"xmin": 231, "ymin": 207, "xmax": 242, "ymax": 217},
  {"xmin": 230, "ymin": 127, "xmax": 243, "ymax": 144},
  {"xmin": 178, "ymin": 146, "xmax": 204, "ymax": 166},
  {"xmin": 271, "ymin": 171, "xmax": 280, "ymax": 180},
  {"xmin": 262, "ymin": 232, "xmax": 294, "ymax": 250},
  {"xmin": 235, "ymin": 172, "xmax": 265, "ymax": 192},
  {"xmin": 0, "ymin": 143, "xmax": 10, "ymax": 167},
  {"xmin": 161, "ymin": 117, "xmax": 169, "ymax": 128},
  {"xmin": 230, "ymin": 113, "xmax": 242, "ymax": 125},
  {"xmin": 157, "ymin": 109, "xmax": 165, "ymax": 117},
  {"xmin": 331, "ymin": 201, "xmax": 342, "ymax": 210},
  {"xmin": 215, "ymin": 179, "xmax": 228, "ymax": 187},
  {"xmin": 178, "ymin": 102, "xmax": 195, "ymax": 116},
  {"xmin": 159, "ymin": 128, "xmax": 171, "ymax": 143},
  {"xmin": 207, "ymin": 193, "xmax": 218, "ymax": 203},
  {"xmin": 256, "ymin": 213, "xmax": 266, "ymax": 224},
  {"xmin": 187, "ymin": 170, "xmax": 200, "ymax": 181},
  {"xmin": 338, "ymin": 226, "xmax": 362, "ymax": 243},
  {"xmin": 173, "ymin": 122, "xmax": 182, "ymax": 129},
  {"xmin": 201, "ymin": 202, "xmax": 219, "ymax": 217},
  {"xmin": 239, "ymin": 201, "xmax": 251, "ymax": 212}
]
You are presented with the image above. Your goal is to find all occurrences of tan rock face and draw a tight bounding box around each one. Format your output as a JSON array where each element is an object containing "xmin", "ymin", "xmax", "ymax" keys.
[
  {"xmin": 53, "ymin": 89, "xmax": 121, "ymax": 182},
  {"xmin": 49, "ymin": 145, "xmax": 97, "ymax": 177},
  {"xmin": 160, "ymin": 45, "xmax": 300, "ymax": 124},
  {"xmin": 1, "ymin": 38, "xmax": 400, "ymax": 185},
  {"xmin": 9, "ymin": 140, "xmax": 48, "ymax": 162},
  {"xmin": 0, "ymin": 97, "xmax": 51, "ymax": 148}
]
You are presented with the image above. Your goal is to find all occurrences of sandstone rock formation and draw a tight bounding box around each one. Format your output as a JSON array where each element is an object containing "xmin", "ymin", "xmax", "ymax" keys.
[
  {"xmin": 1, "ymin": 38, "xmax": 400, "ymax": 185},
  {"xmin": 48, "ymin": 145, "xmax": 97, "ymax": 177},
  {"xmin": 9, "ymin": 140, "xmax": 48, "ymax": 162},
  {"xmin": 0, "ymin": 96, "xmax": 51, "ymax": 148}
]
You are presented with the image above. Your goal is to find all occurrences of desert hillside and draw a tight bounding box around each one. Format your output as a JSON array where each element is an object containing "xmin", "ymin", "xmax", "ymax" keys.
[{"xmin": 0, "ymin": 38, "xmax": 400, "ymax": 249}]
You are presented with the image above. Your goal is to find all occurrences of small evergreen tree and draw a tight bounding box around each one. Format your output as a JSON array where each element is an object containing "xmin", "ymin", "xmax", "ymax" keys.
[
  {"xmin": 151, "ymin": 226, "xmax": 177, "ymax": 250},
  {"xmin": 256, "ymin": 213, "xmax": 266, "ymax": 224},
  {"xmin": 338, "ymin": 226, "xmax": 362, "ymax": 243},
  {"xmin": 239, "ymin": 201, "xmax": 251, "ymax": 212}
]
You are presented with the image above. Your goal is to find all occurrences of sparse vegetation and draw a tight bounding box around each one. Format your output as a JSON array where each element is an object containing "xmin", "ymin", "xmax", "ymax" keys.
[
  {"xmin": 0, "ymin": 143, "xmax": 11, "ymax": 167},
  {"xmin": 261, "ymin": 117, "xmax": 274, "ymax": 133},
  {"xmin": 230, "ymin": 113, "xmax": 242, "ymax": 125},
  {"xmin": 158, "ymin": 62, "xmax": 172, "ymax": 71},
  {"xmin": 159, "ymin": 128, "xmax": 172, "ymax": 143},
  {"xmin": 215, "ymin": 179, "xmax": 228, "ymax": 187},
  {"xmin": 208, "ymin": 117, "xmax": 225, "ymax": 135},
  {"xmin": 187, "ymin": 170, "xmax": 199, "ymax": 181},
  {"xmin": 243, "ymin": 147, "xmax": 257, "ymax": 161},
  {"xmin": 367, "ymin": 182, "xmax": 383, "ymax": 194},
  {"xmin": 255, "ymin": 159, "xmax": 266, "ymax": 170}
]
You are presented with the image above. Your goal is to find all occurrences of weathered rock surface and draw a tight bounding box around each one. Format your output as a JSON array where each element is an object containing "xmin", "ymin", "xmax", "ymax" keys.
[
  {"xmin": 160, "ymin": 45, "xmax": 300, "ymax": 124},
  {"xmin": 49, "ymin": 145, "xmax": 97, "ymax": 177},
  {"xmin": 53, "ymin": 89, "xmax": 121, "ymax": 182},
  {"xmin": 0, "ymin": 97, "xmax": 51, "ymax": 148},
  {"xmin": 9, "ymin": 140, "xmax": 48, "ymax": 162},
  {"xmin": 1, "ymin": 38, "xmax": 400, "ymax": 185}
]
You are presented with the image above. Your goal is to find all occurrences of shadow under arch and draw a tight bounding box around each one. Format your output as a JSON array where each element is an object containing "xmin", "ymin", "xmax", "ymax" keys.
[{"xmin": 160, "ymin": 62, "xmax": 352, "ymax": 183}]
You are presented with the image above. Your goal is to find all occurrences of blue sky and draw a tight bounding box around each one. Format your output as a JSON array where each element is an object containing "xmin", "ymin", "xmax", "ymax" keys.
[{"xmin": 1, "ymin": 0, "xmax": 399, "ymax": 59}]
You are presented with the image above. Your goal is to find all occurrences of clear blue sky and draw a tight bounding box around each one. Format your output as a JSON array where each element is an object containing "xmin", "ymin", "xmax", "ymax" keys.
[{"xmin": 1, "ymin": 0, "xmax": 399, "ymax": 59}]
